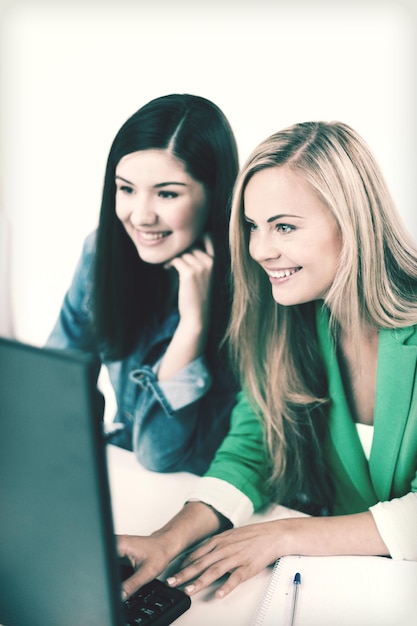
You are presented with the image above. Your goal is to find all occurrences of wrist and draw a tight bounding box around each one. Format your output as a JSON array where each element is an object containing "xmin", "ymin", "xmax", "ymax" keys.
[
  {"xmin": 152, "ymin": 502, "xmax": 221, "ymax": 557},
  {"xmin": 272, "ymin": 518, "xmax": 298, "ymax": 558},
  {"xmin": 176, "ymin": 316, "xmax": 207, "ymax": 343},
  {"xmin": 150, "ymin": 527, "xmax": 185, "ymax": 561}
]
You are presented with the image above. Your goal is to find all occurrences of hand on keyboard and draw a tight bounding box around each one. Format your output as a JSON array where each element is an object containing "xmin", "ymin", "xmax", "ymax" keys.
[{"xmin": 123, "ymin": 578, "xmax": 191, "ymax": 626}]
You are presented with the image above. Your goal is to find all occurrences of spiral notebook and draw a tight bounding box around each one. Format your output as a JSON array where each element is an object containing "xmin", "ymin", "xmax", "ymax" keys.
[{"xmin": 252, "ymin": 554, "xmax": 417, "ymax": 626}]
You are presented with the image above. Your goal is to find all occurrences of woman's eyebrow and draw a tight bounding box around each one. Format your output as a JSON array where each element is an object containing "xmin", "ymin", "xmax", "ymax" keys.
[
  {"xmin": 115, "ymin": 176, "xmax": 188, "ymax": 188},
  {"xmin": 267, "ymin": 213, "xmax": 303, "ymax": 223},
  {"xmin": 244, "ymin": 213, "xmax": 303, "ymax": 223},
  {"xmin": 154, "ymin": 181, "xmax": 188, "ymax": 188},
  {"xmin": 115, "ymin": 175, "xmax": 133, "ymax": 184}
]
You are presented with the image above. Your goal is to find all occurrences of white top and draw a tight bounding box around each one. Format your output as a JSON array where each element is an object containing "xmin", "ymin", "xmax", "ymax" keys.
[
  {"xmin": 187, "ymin": 476, "xmax": 254, "ymax": 526},
  {"xmin": 351, "ymin": 423, "xmax": 417, "ymax": 560},
  {"xmin": 370, "ymin": 493, "xmax": 417, "ymax": 560},
  {"xmin": 356, "ymin": 422, "xmax": 374, "ymax": 460}
]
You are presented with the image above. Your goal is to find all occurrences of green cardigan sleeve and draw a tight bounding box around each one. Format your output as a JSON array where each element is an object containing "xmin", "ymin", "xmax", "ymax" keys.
[{"xmin": 204, "ymin": 390, "xmax": 271, "ymax": 511}]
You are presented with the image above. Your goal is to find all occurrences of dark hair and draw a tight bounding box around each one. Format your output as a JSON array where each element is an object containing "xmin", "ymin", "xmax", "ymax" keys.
[{"xmin": 91, "ymin": 94, "xmax": 239, "ymax": 362}]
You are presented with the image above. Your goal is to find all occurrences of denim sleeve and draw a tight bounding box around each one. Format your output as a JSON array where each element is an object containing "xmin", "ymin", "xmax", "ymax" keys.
[
  {"xmin": 144, "ymin": 355, "xmax": 212, "ymax": 411},
  {"xmin": 46, "ymin": 233, "xmax": 95, "ymax": 350},
  {"xmin": 126, "ymin": 357, "xmax": 237, "ymax": 475}
]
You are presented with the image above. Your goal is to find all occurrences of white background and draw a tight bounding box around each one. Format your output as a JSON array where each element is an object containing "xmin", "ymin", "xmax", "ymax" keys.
[{"xmin": 1, "ymin": 0, "xmax": 416, "ymax": 346}]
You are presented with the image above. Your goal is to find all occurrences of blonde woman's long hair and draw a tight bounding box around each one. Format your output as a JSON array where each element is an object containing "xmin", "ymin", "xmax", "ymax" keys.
[{"xmin": 228, "ymin": 121, "xmax": 417, "ymax": 509}]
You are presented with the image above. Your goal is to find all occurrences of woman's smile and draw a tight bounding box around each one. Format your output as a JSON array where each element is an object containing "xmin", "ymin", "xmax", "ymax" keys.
[
  {"xmin": 134, "ymin": 229, "xmax": 172, "ymax": 244},
  {"xmin": 244, "ymin": 165, "xmax": 342, "ymax": 306},
  {"xmin": 266, "ymin": 266, "xmax": 302, "ymax": 282},
  {"xmin": 115, "ymin": 149, "xmax": 209, "ymax": 265}
]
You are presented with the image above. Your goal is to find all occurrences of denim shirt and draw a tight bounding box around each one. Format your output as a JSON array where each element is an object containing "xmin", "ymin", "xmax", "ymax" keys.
[{"xmin": 47, "ymin": 232, "xmax": 238, "ymax": 475}]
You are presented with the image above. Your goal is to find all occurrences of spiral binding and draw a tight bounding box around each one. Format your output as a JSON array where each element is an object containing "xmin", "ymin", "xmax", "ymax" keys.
[{"xmin": 251, "ymin": 558, "xmax": 284, "ymax": 626}]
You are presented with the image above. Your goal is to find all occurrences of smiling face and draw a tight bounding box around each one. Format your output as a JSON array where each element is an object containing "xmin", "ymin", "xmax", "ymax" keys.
[
  {"xmin": 243, "ymin": 165, "xmax": 342, "ymax": 306},
  {"xmin": 115, "ymin": 149, "xmax": 209, "ymax": 265}
]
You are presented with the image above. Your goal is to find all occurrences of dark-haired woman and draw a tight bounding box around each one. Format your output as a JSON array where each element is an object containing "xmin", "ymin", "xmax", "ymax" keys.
[{"xmin": 47, "ymin": 94, "xmax": 239, "ymax": 474}]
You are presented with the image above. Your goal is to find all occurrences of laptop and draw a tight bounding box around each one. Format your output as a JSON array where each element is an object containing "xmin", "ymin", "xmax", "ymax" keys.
[{"xmin": 0, "ymin": 337, "xmax": 190, "ymax": 626}]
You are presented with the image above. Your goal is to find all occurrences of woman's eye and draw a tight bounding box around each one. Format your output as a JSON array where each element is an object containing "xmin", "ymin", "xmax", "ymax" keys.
[
  {"xmin": 277, "ymin": 224, "xmax": 294, "ymax": 234},
  {"xmin": 245, "ymin": 221, "xmax": 257, "ymax": 232},
  {"xmin": 117, "ymin": 185, "xmax": 134, "ymax": 195},
  {"xmin": 158, "ymin": 190, "xmax": 178, "ymax": 199}
]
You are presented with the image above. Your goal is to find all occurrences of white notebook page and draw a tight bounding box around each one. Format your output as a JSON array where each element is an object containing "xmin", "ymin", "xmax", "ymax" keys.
[{"xmin": 252, "ymin": 554, "xmax": 417, "ymax": 626}]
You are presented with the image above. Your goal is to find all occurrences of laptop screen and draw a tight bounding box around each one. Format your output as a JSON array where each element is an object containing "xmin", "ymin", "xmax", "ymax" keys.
[{"xmin": 0, "ymin": 337, "xmax": 124, "ymax": 626}]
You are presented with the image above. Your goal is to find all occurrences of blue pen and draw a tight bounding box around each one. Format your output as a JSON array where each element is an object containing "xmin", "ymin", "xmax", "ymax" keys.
[{"xmin": 289, "ymin": 572, "xmax": 301, "ymax": 626}]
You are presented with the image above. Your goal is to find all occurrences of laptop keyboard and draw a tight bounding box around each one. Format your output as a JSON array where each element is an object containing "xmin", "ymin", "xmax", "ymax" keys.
[{"xmin": 123, "ymin": 578, "xmax": 191, "ymax": 626}]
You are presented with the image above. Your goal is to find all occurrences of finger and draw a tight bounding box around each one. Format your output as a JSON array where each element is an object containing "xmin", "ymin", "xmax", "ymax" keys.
[
  {"xmin": 183, "ymin": 560, "xmax": 254, "ymax": 599},
  {"xmin": 168, "ymin": 554, "xmax": 234, "ymax": 595},
  {"xmin": 180, "ymin": 247, "xmax": 213, "ymax": 265},
  {"xmin": 190, "ymin": 247, "xmax": 214, "ymax": 262},
  {"xmin": 163, "ymin": 254, "xmax": 193, "ymax": 271},
  {"xmin": 203, "ymin": 233, "xmax": 215, "ymax": 258},
  {"xmin": 181, "ymin": 539, "xmax": 219, "ymax": 567},
  {"xmin": 164, "ymin": 256, "xmax": 197, "ymax": 276},
  {"xmin": 179, "ymin": 251, "xmax": 207, "ymax": 265},
  {"xmin": 117, "ymin": 535, "xmax": 136, "ymax": 561},
  {"xmin": 169, "ymin": 252, "xmax": 213, "ymax": 274},
  {"xmin": 182, "ymin": 558, "xmax": 237, "ymax": 596},
  {"xmin": 121, "ymin": 556, "xmax": 167, "ymax": 601},
  {"xmin": 214, "ymin": 568, "xmax": 247, "ymax": 599},
  {"xmin": 171, "ymin": 538, "xmax": 223, "ymax": 576},
  {"xmin": 122, "ymin": 569, "xmax": 150, "ymax": 600}
]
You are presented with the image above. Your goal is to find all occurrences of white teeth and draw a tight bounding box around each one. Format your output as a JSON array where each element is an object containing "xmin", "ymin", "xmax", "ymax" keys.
[
  {"xmin": 140, "ymin": 231, "xmax": 169, "ymax": 240},
  {"xmin": 269, "ymin": 268, "xmax": 298, "ymax": 279}
]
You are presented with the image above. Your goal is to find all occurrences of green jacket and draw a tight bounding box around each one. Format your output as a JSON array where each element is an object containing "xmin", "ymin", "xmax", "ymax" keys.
[{"xmin": 206, "ymin": 308, "xmax": 417, "ymax": 515}]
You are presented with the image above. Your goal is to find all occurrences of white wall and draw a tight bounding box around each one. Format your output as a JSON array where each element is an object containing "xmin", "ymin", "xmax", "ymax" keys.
[{"xmin": 1, "ymin": 0, "xmax": 416, "ymax": 347}]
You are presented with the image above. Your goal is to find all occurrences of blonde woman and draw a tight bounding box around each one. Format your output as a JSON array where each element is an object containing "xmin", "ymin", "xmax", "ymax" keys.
[{"xmin": 118, "ymin": 121, "xmax": 417, "ymax": 600}]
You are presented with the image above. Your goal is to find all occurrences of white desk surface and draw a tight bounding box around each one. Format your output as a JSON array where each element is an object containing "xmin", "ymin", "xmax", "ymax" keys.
[{"xmin": 107, "ymin": 444, "xmax": 306, "ymax": 626}]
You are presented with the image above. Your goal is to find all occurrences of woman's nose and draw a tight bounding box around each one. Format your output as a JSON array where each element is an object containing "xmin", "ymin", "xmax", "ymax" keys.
[
  {"xmin": 130, "ymin": 196, "xmax": 158, "ymax": 226},
  {"xmin": 249, "ymin": 232, "xmax": 281, "ymax": 263}
]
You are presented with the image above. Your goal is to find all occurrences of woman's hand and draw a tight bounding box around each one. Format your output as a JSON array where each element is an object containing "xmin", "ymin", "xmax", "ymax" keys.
[
  {"xmin": 158, "ymin": 233, "xmax": 215, "ymax": 379},
  {"xmin": 169, "ymin": 512, "xmax": 392, "ymax": 599},
  {"xmin": 166, "ymin": 233, "xmax": 214, "ymax": 328},
  {"xmin": 117, "ymin": 502, "xmax": 224, "ymax": 600},
  {"xmin": 117, "ymin": 533, "xmax": 175, "ymax": 600},
  {"xmin": 118, "ymin": 511, "xmax": 390, "ymax": 601},
  {"xmin": 167, "ymin": 521, "xmax": 283, "ymax": 599}
]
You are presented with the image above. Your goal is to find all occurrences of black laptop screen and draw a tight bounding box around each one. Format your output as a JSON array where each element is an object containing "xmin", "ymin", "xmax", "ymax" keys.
[{"xmin": 0, "ymin": 338, "xmax": 123, "ymax": 626}]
